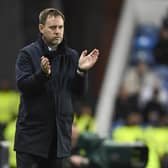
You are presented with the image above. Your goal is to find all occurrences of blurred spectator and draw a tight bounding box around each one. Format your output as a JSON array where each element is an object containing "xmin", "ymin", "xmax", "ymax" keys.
[
  {"xmin": 112, "ymin": 112, "xmax": 144, "ymax": 142},
  {"xmin": 131, "ymin": 49, "xmax": 156, "ymax": 66},
  {"xmin": 0, "ymin": 79, "xmax": 19, "ymax": 140},
  {"xmin": 144, "ymin": 120, "xmax": 168, "ymax": 168},
  {"xmin": 123, "ymin": 59, "xmax": 160, "ymax": 99},
  {"xmin": 142, "ymin": 87, "xmax": 167, "ymax": 124},
  {"xmin": 131, "ymin": 24, "xmax": 159, "ymax": 66},
  {"xmin": 154, "ymin": 15, "xmax": 168, "ymax": 65},
  {"xmin": 113, "ymin": 84, "xmax": 139, "ymax": 124},
  {"xmin": 74, "ymin": 103, "xmax": 95, "ymax": 134},
  {"xmin": 3, "ymin": 119, "xmax": 17, "ymax": 168},
  {"xmin": 133, "ymin": 24, "xmax": 159, "ymax": 51}
]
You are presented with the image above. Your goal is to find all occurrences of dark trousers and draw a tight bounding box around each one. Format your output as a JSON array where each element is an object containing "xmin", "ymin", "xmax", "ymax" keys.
[
  {"xmin": 16, "ymin": 130, "xmax": 64, "ymax": 168},
  {"xmin": 16, "ymin": 152, "xmax": 64, "ymax": 168}
]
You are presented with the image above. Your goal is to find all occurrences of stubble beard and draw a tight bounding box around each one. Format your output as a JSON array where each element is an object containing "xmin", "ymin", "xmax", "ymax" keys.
[
  {"xmin": 51, "ymin": 39, "xmax": 62, "ymax": 48},
  {"xmin": 42, "ymin": 36, "xmax": 63, "ymax": 49}
]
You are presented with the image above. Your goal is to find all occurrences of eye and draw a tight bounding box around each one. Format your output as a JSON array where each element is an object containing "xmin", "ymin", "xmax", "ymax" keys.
[
  {"xmin": 50, "ymin": 26, "xmax": 56, "ymax": 30},
  {"xmin": 59, "ymin": 25, "xmax": 64, "ymax": 29}
]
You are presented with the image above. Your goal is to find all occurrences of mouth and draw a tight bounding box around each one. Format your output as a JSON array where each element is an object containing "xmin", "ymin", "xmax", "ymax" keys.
[
  {"xmin": 52, "ymin": 37, "xmax": 62, "ymax": 44},
  {"xmin": 54, "ymin": 37, "xmax": 61, "ymax": 39}
]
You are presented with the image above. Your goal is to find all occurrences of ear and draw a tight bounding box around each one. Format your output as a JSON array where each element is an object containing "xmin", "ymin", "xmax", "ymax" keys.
[{"xmin": 39, "ymin": 24, "xmax": 44, "ymax": 34}]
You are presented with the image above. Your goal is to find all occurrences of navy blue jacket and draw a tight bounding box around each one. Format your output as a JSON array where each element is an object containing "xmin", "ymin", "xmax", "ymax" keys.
[{"xmin": 14, "ymin": 37, "xmax": 87, "ymax": 158}]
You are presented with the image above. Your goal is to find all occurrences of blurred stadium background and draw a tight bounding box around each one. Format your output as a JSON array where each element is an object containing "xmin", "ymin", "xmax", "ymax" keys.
[{"xmin": 1, "ymin": 0, "xmax": 168, "ymax": 167}]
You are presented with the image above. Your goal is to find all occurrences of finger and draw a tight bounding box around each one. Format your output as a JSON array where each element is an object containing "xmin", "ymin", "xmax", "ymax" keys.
[
  {"xmin": 41, "ymin": 60, "xmax": 47, "ymax": 67},
  {"xmin": 91, "ymin": 49, "xmax": 99, "ymax": 56},
  {"xmin": 80, "ymin": 50, "xmax": 88, "ymax": 58},
  {"xmin": 93, "ymin": 55, "xmax": 98, "ymax": 63},
  {"xmin": 48, "ymin": 66, "xmax": 51, "ymax": 74},
  {"xmin": 43, "ymin": 62, "xmax": 50, "ymax": 68},
  {"xmin": 89, "ymin": 48, "xmax": 97, "ymax": 55},
  {"xmin": 42, "ymin": 63, "xmax": 51, "ymax": 73},
  {"xmin": 41, "ymin": 58, "xmax": 50, "ymax": 66},
  {"xmin": 91, "ymin": 52, "xmax": 99, "ymax": 63},
  {"xmin": 41, "ymin": 56, "xmax": 47, "ymax": 61},
  {"xmin": 41, "ymin": 56, "xmax": 50, "ymax": 62},
  {"xmin": 43, "ymin": 59, "xmax": 50, "ymax": 66},
  {"xmin": 41, "ymin": 57, "xmax": 49, "ymax": 62}
]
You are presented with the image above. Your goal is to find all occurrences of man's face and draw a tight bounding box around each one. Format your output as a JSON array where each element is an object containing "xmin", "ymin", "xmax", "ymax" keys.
[{"xmin": 39, "ymin": 15, "xmax": 64, "ymax": 47}]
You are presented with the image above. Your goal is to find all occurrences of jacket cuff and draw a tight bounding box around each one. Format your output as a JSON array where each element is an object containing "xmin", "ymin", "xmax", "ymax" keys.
[{"xmin": 34, "ymin": 69, "xmax": 50, "ymax": 82}]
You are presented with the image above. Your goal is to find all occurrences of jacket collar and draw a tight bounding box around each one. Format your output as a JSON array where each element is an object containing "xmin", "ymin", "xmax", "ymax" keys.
[{"xmin": 37, "ymin": 34, "xmax": 68, "ymax": 56}]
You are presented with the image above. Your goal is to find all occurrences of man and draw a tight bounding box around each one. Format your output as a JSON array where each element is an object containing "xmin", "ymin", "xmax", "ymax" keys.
[{"xmin": 14, "ymin": 8, "xmax": 99, "ymax": 168}]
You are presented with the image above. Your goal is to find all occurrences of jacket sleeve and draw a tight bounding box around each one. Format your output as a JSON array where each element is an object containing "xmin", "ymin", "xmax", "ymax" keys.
[
  {"xmin": 71, "ymin": 72, "xmax": 88, "ymax": 98},
  {"xmin": 70, "ymin": 50, "xmax": 88, "ymax": 98},
  {"xmin": 16, "ymin": 50, "xmax": 50, "ymax": 94}
]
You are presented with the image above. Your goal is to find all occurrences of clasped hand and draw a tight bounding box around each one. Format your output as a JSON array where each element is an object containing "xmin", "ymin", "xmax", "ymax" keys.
[{"xmin": 41, "ymin": 56, "xmax": 51, "ymax": 75}]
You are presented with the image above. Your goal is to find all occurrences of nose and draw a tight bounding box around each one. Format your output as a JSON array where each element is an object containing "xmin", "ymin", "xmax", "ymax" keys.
[{"xmin": 54, "ymin": 27, "xmax": 60, "ymax": 34}]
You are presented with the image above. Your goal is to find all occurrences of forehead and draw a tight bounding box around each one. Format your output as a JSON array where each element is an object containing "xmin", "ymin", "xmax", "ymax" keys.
[{"xmin": 45, "ymin": 15, "xmax": 64, "ymax": 26}]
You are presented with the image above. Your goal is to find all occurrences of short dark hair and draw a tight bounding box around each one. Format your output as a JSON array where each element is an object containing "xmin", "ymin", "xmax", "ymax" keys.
[{"xmin": 39, "ymin": 8, "xmax": 65, "ymax": 25}]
